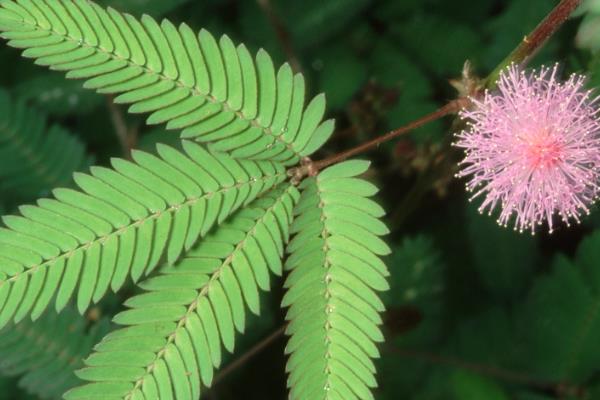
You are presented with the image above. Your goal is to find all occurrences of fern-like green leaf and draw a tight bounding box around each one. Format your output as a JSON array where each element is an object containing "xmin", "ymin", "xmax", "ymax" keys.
[
  {"xmin": 0, "ymin": 0, "xmax": 334, "ymax": 164},
  {"xmin": 65, "ymin": 185, "xmax": 299, "ymax": 400},
  {"xmin": 0, "ymin": 140, "xmax": 284, "ymax": 328},
  {"xmin": 283, "ymin": 160, "xmax": 390, "ymax": 400},
  {"xmin": 0, "ymin": 88, "xmax": 90, "ymax": 205},
  {"xmin": 0, "ymin": 306, "xmax": 110, "ymax": 399}
]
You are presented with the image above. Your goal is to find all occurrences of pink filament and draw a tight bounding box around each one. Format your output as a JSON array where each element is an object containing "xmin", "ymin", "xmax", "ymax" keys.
[{"xmin": 454, "ymin": 64, "xmax": 600, "ymax": 234}]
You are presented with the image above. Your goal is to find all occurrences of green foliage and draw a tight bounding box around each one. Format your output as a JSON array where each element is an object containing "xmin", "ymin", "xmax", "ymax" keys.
[
  {"xmin": 369, "ymin": 41, "xmax": 431, "ymax": 99},
  {"xmin": 387, "ymin": 228, "xmax": 600, "ymax": 399},
  {"xmin": 0, "ymin": 0, "xmax": 596, "ymax": 399},
  {"xmin": 0, "ymin": 88, "xmax": 90, "ymax": 206},
  {"xmin": 369, "ymin": 40, "xmax": 442, "ymax": 143},
  {"xmin": 576, "ymin": 0, "xmax": 600, "ymax": 52},
  {"xmin": 316, "ymin": 45, "xmax": 368, "ymax": 110},
  {"xmin": 135, "ymin": 126, "xmax": 183, "ymax": 153},
  {"xmin": 13, "ymin": 72, "xmax": 103, "ymax": 116},
  {"xmin": 377, "ymin": 236, "xmax": 445, "ymax": 399},
  {"xmin": 0, "ymin": 1, "xmax": 392, "ymax": 399},
  {"xmin": 0, "ymin": 307, "xmax": 110, "ymax": 399},
  {"xmin": 483, "ymin": 0, "xmax": 556, "ymax": 69},
  {"xmin": 0, "ymin": 140, "xmax": 284, "ymax": 329},
  {"xmin": 0, "ymin": 377, "xmax": 23, "ymax": 400},
  {"xmin": 390, "ymin": 14, "xmax": 483, "ymax": 76},
  {"xmin": 514, "ymin": 232, "xmax": 600, "ymax": 383},
  {"xmin": 452, "ymin": 376, "xmax": 509, "ymax": 400},
  {"xmin": 66, "ymin": 186, "xmax": 299, "ymax": 399},
  {"xmin": 385, "ymin": 236, "xmax": 443, "ymax": 307},
  {"xmin": 283, "ymin": 161, "xmax": 389, "ymax": 400},
  {"xmin": 0, "ymin": 0, "xmax": 334, "ymax": 165},
  {"xmin": 391, "ymin": 365, "xmax": 512, "ymax": 400},
  {"xmin": 466, "ymin": 203, "xmax": 538, "ymax": 300},
  {"xmin": 275, "ymin": 0, "xmax": 370, "ymax": 50}
]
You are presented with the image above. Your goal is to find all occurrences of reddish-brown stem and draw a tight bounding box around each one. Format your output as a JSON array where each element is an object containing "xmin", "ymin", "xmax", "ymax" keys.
[
  {"xmin": 303, "ymin": 0, "xmax": 581, "ymax": 176},
  {"xmin": 106, "ymin": 95, "xmax": 137, "ymax": 158},
  {"xmin": 312, "ymin": 98, "xmax": 468, "ymax": 172},
  {"xmin": 485, "ymin": 0, "xmax": 582, "ymax": 86},
  {"xmin": 212, "ymin": 325, "xmax": 286, "ymax": 386},
  {"xmin": 515, "ymin": 0, "xmax": 580, "ymax": 61}
]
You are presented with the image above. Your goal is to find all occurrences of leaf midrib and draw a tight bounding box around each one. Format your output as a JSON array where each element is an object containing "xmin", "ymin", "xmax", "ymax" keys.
[
  {"xmin": 10, "ymin": 15, "xmax": 302, "ymax": 159},
  {"xmin": 289, "ymin": 182, "xmax": 336, "ymax": 399},
  {"xmin": 296, "ymin": 181, "xmax": 367, "ymax": 399},
  {"xmin": 318, "ymin": 192, "xmax": 336, "ymax": 397},
  {"xmin": 125, "ymin": 185, "xmax": 293, "ymax": 399},
  {"xmin": 1, "ymin": 172, "xmax": 284, "ymax": 286}
]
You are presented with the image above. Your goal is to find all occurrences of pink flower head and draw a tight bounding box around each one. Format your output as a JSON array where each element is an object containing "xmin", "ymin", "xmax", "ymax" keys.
[{"xmin": 454, "ymin": 64, "xmax": 600, "ymax": 234}]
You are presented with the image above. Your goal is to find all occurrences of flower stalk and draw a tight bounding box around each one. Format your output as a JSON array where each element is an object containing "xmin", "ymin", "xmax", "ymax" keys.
[
  {"xmin": 484, "ymin": 0, "xmax": 582, "ymax": 87},
  {"xmin": 304, "ymin": 0, "xmax": 583, "ymax": 179}
]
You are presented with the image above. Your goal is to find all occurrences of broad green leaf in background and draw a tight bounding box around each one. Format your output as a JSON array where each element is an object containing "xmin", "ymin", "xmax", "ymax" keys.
[
  {"xmin": 483, "ymin": 0, "xmax": 556, "ymax": 70},
  {"xmin": 466, "ymin": 203, "xmax": 538, "ymax": 301},
  {"xmin": 515, "ymin": 231, "xmax": 600, "ymax": 383},
  {"xmin": 575, "ymin": 0, "xmax": 600, "ymax": 51},
  {"xmin": 373, "ymin": 0, "xmax": 494, "ymax": 26},
  {"xmin": 0, "ymin": 88, "xmax": 91, "ymax": 207},
  {"xmin": 409, "ymin": 368, "xmax": 511, "ymax": 400},
  {"xmin": 390, "ymin": 14, "xmax": 483, "ymax": 76},
  {"xmin": 369, "ymin": 41, "xmax": 432, "ymax": 99},
  {"xmin": 378, "ymin": 235, "xmax": 446, "ymax": 399},
  {"xmin": 315, "ymin": 44, "xmax": 368, "ymax": 110},
  {"xmin": 385, "ymin": 236, "xmax": 443, "ymax": 304},
  {"xmin": 0, "ymin": 307, "xmax": 110, "ymax": 400},
  {"xmin": 449, "ymin": 370, "xmax": 511, "ymax": 400},
  {"xmin": 369, "ymin": 40, "xmax": 442, "ymax": 143},
  {"xmin": 13, "ymin": 72, "xmax": 103, "ymax": 116},
  {"xmin": 274, "ymin": 0, "xmax": 370, "ymax": 50},
  {"xmin": 445, "ymin": 308, "xmax": 517, "ymax": 374}
]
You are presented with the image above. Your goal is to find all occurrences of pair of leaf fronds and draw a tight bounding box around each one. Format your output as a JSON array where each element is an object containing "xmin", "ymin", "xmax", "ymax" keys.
[
  {"xmin": 61, "ymin": 163, "xmax": 387, "ymax": 400},
  {"xmin": 0, "ymin": 1, "xmax": 390, "ymax": 399},
  {"xmin": 0, "ymin": 88, "xmax": 90, "ymax": 205},
  {"xmin": 67, "ymin": 185, "xmax": 299, "ymax": 399}
]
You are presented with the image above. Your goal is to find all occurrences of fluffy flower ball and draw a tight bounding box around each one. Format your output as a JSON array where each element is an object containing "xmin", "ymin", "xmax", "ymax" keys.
[{"xmin": 454, "ymin": 64, "xmax": 600, "ymax": 234}]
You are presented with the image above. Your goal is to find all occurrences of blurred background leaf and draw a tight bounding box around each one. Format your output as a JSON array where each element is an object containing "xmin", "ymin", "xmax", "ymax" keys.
[
  {"xmin": 466, "ymin": 202, "xmax": 538, "ymax": 301},
  {"xmin": 12, "ymin": 73, "xmax": 103, "ymax": 117}
]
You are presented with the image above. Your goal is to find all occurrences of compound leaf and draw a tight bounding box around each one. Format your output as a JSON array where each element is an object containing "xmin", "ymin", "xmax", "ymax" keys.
[
  {"xmin": 0, "ymin": 0, "xmax": 334, "ymax": 164},
  {"xmin": 283, "ymin": 160, "xmax": 390, "ymax": 400},
  {"xmin": 65, "ymin": 185, "xmax": 300, "ymax": 400},
  {"xmin": 0, "ymin": 140, "xmax": 284, "ymax": 328}
]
